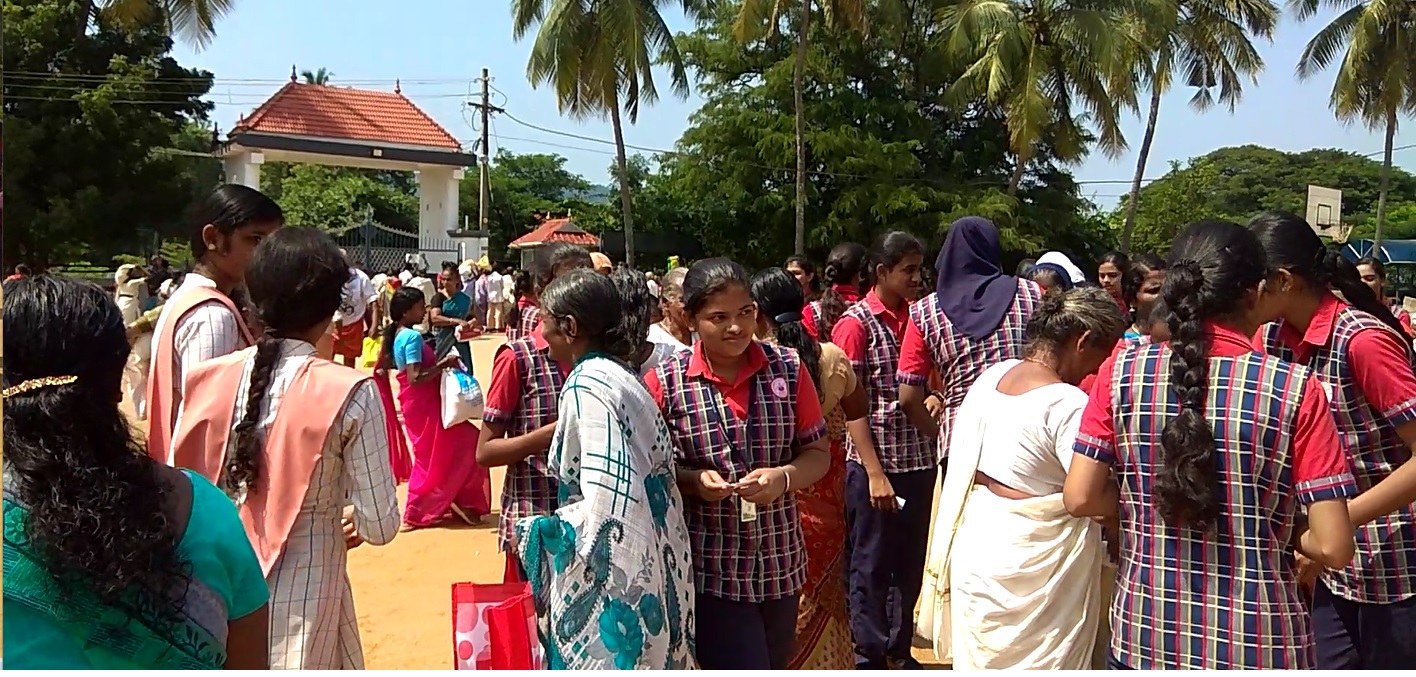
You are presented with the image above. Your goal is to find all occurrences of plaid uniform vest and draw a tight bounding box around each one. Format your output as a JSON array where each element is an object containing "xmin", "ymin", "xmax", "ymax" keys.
[
  {"xmin": 1107, "ymin": 344, "xmax": 1315, "ymax": 669},
  {"xmin": 1261, "ymin": 309, "xmax": 1416, "ymax": 603},
  {"xmin": 900, "ymin": 279, "xmax": 1042, "ymax": 459},
  {"xmin": 497, "ymin": 339, "xmax": 565, "ymax": 550},
  {"xmin": 840, "ymin": 301, "xmax": 932, "ymax": 472},
  {"xmin": 655, "ymin": 342, "xmax": 807, "ymax": 602}
]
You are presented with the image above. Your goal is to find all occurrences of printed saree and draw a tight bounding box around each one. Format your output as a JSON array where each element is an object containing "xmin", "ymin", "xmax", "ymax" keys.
[
  {"xmin": 515, "ymin": 354, "xmax": 696, "ymax": 670},
  {"xmin": 3, "ymin": 498, "xmax": 228, "ymax": 669}
]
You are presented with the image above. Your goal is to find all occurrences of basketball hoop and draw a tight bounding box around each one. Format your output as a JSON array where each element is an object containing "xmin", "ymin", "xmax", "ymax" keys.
[{"xmin": 1329, "ymin": 223, "xmax": 1354, "ymax": 244}]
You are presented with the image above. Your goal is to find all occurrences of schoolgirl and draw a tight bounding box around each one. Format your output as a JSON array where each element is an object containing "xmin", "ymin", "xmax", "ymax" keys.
[
  {"xmin": 643, "ymin": 258, "xmax": 833, "ymax": 669},
  {"xmin": 1096, "ymin": 251, "xmax": 1130, "ymax": 312},
  {"xmin": 147, "ymin": 184, "xmax": 283, "ymax": 462},
  {"xmin": 1079, "ymin": 253, "xmax": 1167, "ymax": 393},
  {"xmin": 831, "ymin": 231, "xmax": 932, "ymax": 670},
  {"xmin": 170, "ymin": 228, "xmax": 400, "ymax": 669},
  {"xmin": 802, "ymin": 242, "xmax": 866, "ymax": 340},
  {"xmin": 896, "ymin": 217, "xmax": 1043, "ymax": 451},
  {"xmin": 1065, "ymin": 219, "xmax": 1358, "ymax": 669},
  {"xmin": 1356, "ymin": 257, "xmax": 1414, "ymax": 336},
  {"xmin": 1251, "ymin": 211, "xmax": 1416, "ymax": 669},
  {"xmin": 506, "ymin": 242, "xmax": 592, "ymax": 341}
]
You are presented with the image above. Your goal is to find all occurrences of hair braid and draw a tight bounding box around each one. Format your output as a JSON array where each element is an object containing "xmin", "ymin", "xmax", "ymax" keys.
[
  {"xmin": 226, "ymin": 334, "xmax": 280, "ymax": 495},
  {"xmin": 1155, "ymin": 262, "xmax": 1223, "ymax": 530}
]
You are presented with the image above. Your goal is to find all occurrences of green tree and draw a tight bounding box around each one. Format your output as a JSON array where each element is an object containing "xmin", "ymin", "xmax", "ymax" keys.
[
  {"xmin": 732, "ymin": 0, "xmax": 868, "ymax": 255},
  {"xmin": 511, "ymin": 0, "xmax": 695, "ymax": 267},
  {"xmin": 4, "ymin": 0, "xmax": 214, "ymax": 268},
  {"xmin": 940, "ymin": 0, "xmax": 1142, "ymax": 195},
  {"xmin": 459, "ymin": 150, "xmax": 595, "ymax": 258},
  {"xmin": 300, "ymin": 67, "xmax": 334, "ymax": 85},
  {"xmin": 269, "ymin": 164, "xmax": 419, "ymax": 233},
  {"xmin": 1290, "ymin": 0, "xmax": 1416, "ymax": 250},
  {"xmin": 80, "ymin": 0, "xmax": 235, "ymax": 47},
  {"xmin": 1119, "ymin": 0, "xmax": 1278, "ymax": 252}
]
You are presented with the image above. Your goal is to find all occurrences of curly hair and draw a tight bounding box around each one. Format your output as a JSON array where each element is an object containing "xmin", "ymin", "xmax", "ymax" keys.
[
  {"xmin": 229, "ymin": 228, "xmax": 350, "ymax": 496},
  {"xmin": 2, "ymin": 275, "xmax": 191, "ymax": 635}
]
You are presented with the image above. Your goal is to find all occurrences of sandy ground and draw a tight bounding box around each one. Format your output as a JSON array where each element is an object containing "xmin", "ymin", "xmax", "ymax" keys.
[{"xmin": 85, "ymin": 332, "xmax": 944, "ymax": 670}]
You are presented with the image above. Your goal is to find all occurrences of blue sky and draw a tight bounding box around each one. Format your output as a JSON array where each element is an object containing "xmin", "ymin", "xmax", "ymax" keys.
[{"xmin": 175, "ymin": 1, "xmax": 1413, "ymax": 209}]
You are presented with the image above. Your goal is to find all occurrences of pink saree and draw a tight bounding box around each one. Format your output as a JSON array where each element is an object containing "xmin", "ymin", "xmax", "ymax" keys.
[
  {"xmin": 374, "ymin": 375, "xmax": 413, "ymax": 484},
  {"xmin": 397, "ymin": 343, "xmax": 492, "ymax": 527}
]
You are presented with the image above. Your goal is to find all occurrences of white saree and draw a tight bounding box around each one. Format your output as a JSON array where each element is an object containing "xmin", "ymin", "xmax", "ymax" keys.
[{"xmin": 918, "ymin": 361, "xmax": 1105, "ymax": 670}]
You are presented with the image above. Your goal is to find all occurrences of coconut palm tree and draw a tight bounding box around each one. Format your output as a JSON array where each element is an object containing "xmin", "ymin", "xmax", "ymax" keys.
[
  {"xmin": 733, "ymin": 0, "xmax": 868, "ymax": 255},
  {"xmin": 1118, "ymin": 0, "xmax": 1278, "ymax": 253},
  {"xmin": 941, "ymin": 0, "xmax": 1143, "ymax": 196},
  {"xmin": 79, "ymin": 0, "xmax": 235, "ymax": 48},
  {"xmin": 1291, "ymin": 0, "xmax": 1416, "ymax": 251},
  {"xmin": 512, "ymin": 0, "xmax": 692, "ymax": 268},
  {"xmin": 301, "ymin": 68, "xmax": 335, "ymax": 85}
]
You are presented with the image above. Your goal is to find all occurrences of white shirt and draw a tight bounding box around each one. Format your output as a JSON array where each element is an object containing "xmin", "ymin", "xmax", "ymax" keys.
[
  {"xmin": 408, "ymin": 276, "xmax": 437, "ymax": 333},
  {"xmin": 486, "ymin": 271, "xmax": 505, "ymax": 303},
  {"xmin": 150, "ymin": 272, "xmax": 247, "ymax": 451},
  {"xmin": 968, "ymin": 360, "xmax": 1088, "ymax": 496},
  {"xmin": 337, "ymin": 268, "xmax": 378, "ymax": 327}
]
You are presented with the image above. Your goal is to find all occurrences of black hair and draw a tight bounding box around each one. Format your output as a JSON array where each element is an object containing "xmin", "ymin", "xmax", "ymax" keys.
[
  {"xmin": 683, "ymin": 257, "xmax": 751, "ymax": 316},
  {"xmin": 531, "ymin": 242, "xmax": 593, "ymax": 293},
  {"xmin": 540, "ymin": 268, "xmax": 639, "ymax": 362},
  {"xmin": 816, "ymin": 242, "xmax": 867, "ymax": 338},
  {"xmin": 1028, "ymin": 265, "xmax": 1070, "ymax": 292},
  {"xmin": 1249, "ymin": 211, "xmax": 1406, "ymax": 338},
  {"xmin": 751, "ymin": 267, "xmax": 823, "ymax": 393},
  {"xmin": 866, "ymin": 231, "xmax": 925, "ymax": 287},
  {"xmin": 608, "ymin": 267, "xmax": 654, "ymax": 353},
  {"xmin": 505, "ymin": 270, "xmax": 535, "ymax": 329},
  {"xmin": 14, "ymin": 263, "xmax": 31, "ymax": 276},
  {"xmin": 228, "ymin": 228, "xmax": 350, "ymax": 496},
  {"xmin": 1357, "ymin": 256, "xmax": 1387, "ymax": 280},
  {"xmin": 1099, "ymin": 251, "xmax": 1130, "ymax": 272},
  {"xmin": 380, "ymin": 286, "xmax": 429, "ymax": 372},
  {"xmin": 1156, "ymin": 220, "xmax": 1269, "ymax": 531},
  {"xmin": 1148, "ymin": 296, "xmax": 1170, "ymax": 328},
  {"xmin": 187, "ymin": 184, "xmax": 284, "ymax": 261},
  {"xmin": 1024, "ymin": 286, "xmax": 1126, "ymax": 355},
  {"xmin": 785, "ymin": 255, "xmax": 821, "ymax": 300},
  {"xmin": 1015, "ymin": 258, "xmax": 1037, "ymax": 277},
  {"xmin": 2, "ymin": 276, "xmax": 191, "ymax": 638},
  {"xmin": 1122, "ymin": 254, "xmax": 1167, "ymax": 307}
]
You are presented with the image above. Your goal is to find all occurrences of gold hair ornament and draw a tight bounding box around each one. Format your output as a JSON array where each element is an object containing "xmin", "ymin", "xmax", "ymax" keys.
[{"xmin": 1, "ymin": 376, "xmax": 79, "ymax": 399}]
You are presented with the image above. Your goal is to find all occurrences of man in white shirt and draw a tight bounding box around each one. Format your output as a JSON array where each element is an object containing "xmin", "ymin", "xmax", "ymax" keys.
[
  {"xmin": 485, "ymin": 266, "xmax": 506, "ymax": 331},
  {"xmin": 333, "ymin": 252, "xmax": 379, "ymax": 367}
]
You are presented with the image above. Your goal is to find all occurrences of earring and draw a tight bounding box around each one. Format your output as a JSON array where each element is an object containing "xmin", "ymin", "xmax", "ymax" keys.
[{"xmin": 207, "ymin": 243, "xmax": 217, "ymax": 251}]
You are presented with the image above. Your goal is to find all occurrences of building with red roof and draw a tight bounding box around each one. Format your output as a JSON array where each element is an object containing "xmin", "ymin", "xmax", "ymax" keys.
[
  {"xmin": 508, "ymin": 216, "xmax": 600, "ymax": 269},
  {"xmin": 217, "ymin": 68, "xmax": 483, "ymax": 268}
]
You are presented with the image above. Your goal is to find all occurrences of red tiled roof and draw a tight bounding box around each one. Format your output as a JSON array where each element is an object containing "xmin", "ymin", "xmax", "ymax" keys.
[
  {"xmin": 509, "ymin": 218, "xmax": 600, "ymax": 248},
  {"xmin": 231, "ymin": 81, "xmax": 462, "ymax": 150}
]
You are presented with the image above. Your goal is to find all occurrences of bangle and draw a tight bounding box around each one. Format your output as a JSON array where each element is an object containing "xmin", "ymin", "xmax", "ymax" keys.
[{"xmin": 783, "ymin": 468, "xmax": 792, "ymax": 493}]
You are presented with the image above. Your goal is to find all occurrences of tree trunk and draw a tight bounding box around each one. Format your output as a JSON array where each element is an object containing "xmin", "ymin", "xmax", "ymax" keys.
[
  {"xmin": 792, "ymin": 0, "xmax": 812, "ymax": 255},
  {"xmin": 1121, "ymin": 85, "xmax": 1163, "ymax": 255},
  {"xmin": 1006, "ymin": 159, "xmax": 1026, "ymax": 196},
  {"xmin": 1373, "ymin": 108, "xmax": 1397, "ymax": 252},
  {"xmin": 609, "ymin": 97, "xmax": 637, "ymax": 268}
]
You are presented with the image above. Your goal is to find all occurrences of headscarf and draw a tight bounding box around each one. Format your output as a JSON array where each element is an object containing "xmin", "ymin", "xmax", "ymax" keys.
[
  {"xmin": 1034, "ymin": 251, "xmax": 1087, "ymax": 285},
  {"xmin": 934, "ymin": 216, "xmax": 1017, "ymax": 341}
]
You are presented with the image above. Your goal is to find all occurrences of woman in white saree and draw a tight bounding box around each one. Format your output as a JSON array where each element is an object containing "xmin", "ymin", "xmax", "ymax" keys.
[
  {"xmin": 921, "ymin": 287, "xmax": 1123, "ymax": 669},
  {"xmin": 515, "ymin": 268, "xmax": 695, "ymax": 670}
]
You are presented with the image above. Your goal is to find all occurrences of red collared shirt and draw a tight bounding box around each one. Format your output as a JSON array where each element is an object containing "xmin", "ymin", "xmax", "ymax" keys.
[
  {"xmin": 1076, "ymin": 321, "xmax": 1357, "ymax": 669},
  {"xmin": 1257, "ymin": 294, "xmax": 1416, "ymax": 424},
  {"xmin": 830, "ymin": 289, "xmax": 909, "ymax": 366},
  {"xmin": 644, "ymin": 341, "xmax": 824, "ymax": 435},
  {"xmin": 802, "ymin": 284, "xmax": 860, "ymax": 340},
  {"xmin": 484, "ymin": 329, "xmax": 572, "ymax": 421}
]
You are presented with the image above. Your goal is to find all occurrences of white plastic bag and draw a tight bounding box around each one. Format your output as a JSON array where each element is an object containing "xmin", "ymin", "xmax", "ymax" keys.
[{"xmin": 440, "ymin": 367, "xmax": 485, "ymax": 429}]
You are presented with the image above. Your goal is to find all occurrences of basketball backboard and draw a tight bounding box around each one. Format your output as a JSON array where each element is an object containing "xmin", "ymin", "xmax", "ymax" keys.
[{"xmin": 1307, "ymin": 185, "xmax": 1345, "ymax": 240}]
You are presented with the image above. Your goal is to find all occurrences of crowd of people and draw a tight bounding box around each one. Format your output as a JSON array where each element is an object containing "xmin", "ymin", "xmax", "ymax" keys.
[{"xmin": 6, "ymin": 181, "xmax": 1416, "ymax": 670}]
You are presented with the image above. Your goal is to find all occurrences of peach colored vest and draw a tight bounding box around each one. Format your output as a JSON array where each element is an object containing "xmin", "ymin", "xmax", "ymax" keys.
[
  {"xmin": 170, "ymin": 347, "xmax": 369, "ymax": 575},
  {"xmin": 145, "ymin": 286, "xmax": 254, "ymax": 463}
]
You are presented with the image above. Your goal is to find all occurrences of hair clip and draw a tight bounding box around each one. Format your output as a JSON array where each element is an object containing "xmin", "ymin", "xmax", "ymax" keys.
[{"xmin": 1, "ymin": 375, "xmax": 79, "ymax": 399}]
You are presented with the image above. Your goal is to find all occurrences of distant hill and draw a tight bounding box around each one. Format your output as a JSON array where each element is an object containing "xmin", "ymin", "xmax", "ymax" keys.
[{"xmin": 567, "ymin": 184, "xmax": 613, "ymax": 205}]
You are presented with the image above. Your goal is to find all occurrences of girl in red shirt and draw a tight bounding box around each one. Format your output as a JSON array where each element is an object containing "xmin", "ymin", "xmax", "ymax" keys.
[
  {"xmin": 802, "ymin": 242, "xmax": 866, "ymax": 340},
  {"xmin": 643, "ymin": 258, "xmax": 832, "ymax": 669}
]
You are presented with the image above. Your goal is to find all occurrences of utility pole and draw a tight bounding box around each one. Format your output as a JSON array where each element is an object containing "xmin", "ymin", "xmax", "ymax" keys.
[{"xmin": 470, "ymin": 68, "xmax": 503, "ymax": 236}]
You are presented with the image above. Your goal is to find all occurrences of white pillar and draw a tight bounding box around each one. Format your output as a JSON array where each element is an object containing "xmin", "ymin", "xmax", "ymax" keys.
[
  {"xmin": 221, "ymin": 150, "xmax": 263, "ymax": 190},
  {"xmin": 416, "ymin": 167, "xmax": 464, "ymax": 267}
]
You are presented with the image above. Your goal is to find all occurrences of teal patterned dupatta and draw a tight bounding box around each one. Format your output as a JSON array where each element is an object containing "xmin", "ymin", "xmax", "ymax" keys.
[
  {"xmin": 515, "ymin": 353, "xmax": 698, "ymax": 670},
  {"xmin": 3, "ymin": 491, "xmax": 228, "ymax": 669}
]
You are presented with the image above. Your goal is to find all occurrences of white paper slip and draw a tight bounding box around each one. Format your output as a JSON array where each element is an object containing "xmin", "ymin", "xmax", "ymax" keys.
[
  {"xmin": 740, "ymin": 497, "xmax": 759, "ymax": 522},
  {"xmin": 895, "ymin": 496, "xmax": 907, "ymax": 509}
]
